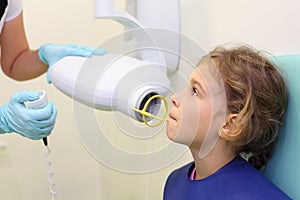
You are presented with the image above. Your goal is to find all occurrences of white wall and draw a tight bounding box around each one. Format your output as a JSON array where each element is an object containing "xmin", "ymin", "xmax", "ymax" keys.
[
  {"xmin": 181, "ymin": 0, "xmax": 300, "ymax": 55},
  {"xmin": 0, "ymin": 0, "xmax": 299, "ymax": 200}
]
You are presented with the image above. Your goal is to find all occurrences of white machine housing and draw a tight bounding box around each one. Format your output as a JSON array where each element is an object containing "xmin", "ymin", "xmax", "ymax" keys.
[{"xmin": 50, "ymin": 54, "xmax": 170, "ymax": 121}]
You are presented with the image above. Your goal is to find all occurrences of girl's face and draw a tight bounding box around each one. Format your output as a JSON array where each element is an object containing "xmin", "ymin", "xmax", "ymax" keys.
[{"xmin": 166, "ymin": 63, "xmax": 213, "ymax": 149}]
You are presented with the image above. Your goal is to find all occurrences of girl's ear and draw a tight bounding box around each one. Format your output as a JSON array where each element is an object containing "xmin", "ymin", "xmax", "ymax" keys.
[{"xmin": 220, "ymin": 114, "xmax": 243, "ymax": 141}]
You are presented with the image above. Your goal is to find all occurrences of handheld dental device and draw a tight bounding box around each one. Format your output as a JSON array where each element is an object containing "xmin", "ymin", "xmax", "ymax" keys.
[{"xmin": 25, "ymin": 90, "xmax": 48, "ymax": 146}]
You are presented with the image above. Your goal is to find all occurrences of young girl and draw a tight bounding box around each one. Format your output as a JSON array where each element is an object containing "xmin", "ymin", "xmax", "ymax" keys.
[{"xmin": 164, "ymin": 45, "xmax": 291, "ymax": 199}]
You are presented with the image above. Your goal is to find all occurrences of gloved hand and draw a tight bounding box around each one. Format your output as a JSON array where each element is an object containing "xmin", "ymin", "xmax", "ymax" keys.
[
  {"xmin": 38, "ymin": 43, "xmax": 107, "ymax": 83},
  {"xmin": 0, "ymin": 91, "xmax": 57, "ymax": 140}
]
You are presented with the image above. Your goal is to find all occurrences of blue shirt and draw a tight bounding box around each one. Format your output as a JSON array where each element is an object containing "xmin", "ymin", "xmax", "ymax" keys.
[{"xmin": 164, "ymin": 156, "xmax": 291, "ymax": 200}]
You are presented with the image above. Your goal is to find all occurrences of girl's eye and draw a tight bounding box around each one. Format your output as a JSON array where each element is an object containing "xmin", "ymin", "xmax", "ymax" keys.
[{"xmin": 190, "ymin": 87, "xmax": 198, "ymax": 96}]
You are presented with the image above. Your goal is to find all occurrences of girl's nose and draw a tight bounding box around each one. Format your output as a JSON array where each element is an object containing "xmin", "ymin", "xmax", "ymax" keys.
[{"xmin": 171, "ymin": 94, "xmax": 180, "ymax": 107}]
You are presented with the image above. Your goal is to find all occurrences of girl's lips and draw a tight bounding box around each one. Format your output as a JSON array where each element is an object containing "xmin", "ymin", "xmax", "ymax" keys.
[{"xmin": 169, "ymin": 113, "xmax": 177, "ymax": 121}]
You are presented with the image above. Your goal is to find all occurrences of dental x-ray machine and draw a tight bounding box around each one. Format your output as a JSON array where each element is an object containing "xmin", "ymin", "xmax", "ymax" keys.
[{"xmin": 49, "ymin": 0, "xmax": 180, "ymax": 124}]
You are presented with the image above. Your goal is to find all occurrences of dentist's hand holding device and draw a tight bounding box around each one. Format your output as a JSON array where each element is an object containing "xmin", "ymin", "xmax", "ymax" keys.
[
  {"xmin": 25, "ymin": 90, "xmax": 51, "ymax": 146},
  {"xmin": 0, "ymin": 91, "xmax": 57, "ymax": 141}
]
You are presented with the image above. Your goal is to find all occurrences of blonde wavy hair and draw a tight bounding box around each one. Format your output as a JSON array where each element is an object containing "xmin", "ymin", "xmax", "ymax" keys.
[{"xmin": 209, "ymin": 45, "xmax": 288, "ymax": 170}]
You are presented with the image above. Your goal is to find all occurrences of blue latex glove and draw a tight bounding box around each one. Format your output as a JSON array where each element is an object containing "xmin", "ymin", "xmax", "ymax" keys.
[
  {"xmin": 38, "ymin": 43, "xmax": 107, "ymax": 83},
  {"xmin": 0, "ymin": 91, "xmax": 57, "ymax": 140}
]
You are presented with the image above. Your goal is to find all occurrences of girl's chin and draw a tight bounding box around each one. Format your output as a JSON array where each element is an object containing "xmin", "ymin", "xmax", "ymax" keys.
[
  {"xmin": 166, "ymin": 127, "xmax": 178, "ymax": 141},
  {"xmin": 166, "ymin": 128, "xmax": 184, "ymax": 144}
]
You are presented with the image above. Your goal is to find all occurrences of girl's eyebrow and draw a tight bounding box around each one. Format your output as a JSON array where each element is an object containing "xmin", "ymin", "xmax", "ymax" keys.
[{"xmin": 190, "ymin": 78, "xmax": 207, "ymax": 94}]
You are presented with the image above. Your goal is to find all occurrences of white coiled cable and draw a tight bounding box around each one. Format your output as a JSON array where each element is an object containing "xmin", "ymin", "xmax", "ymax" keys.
[{"xmin": 44, "ymin": 146, "xmax": 57, "ymax": 200}]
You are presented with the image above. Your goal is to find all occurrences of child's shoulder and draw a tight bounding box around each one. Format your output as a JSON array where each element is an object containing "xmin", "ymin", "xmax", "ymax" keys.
[
  {"xmin": 164, "ymin": 157, "xmax": 292, "ymax": 200},
  {"xmin": 219, "ymin": 156, "xmax": 292, "ymax": 199}
]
